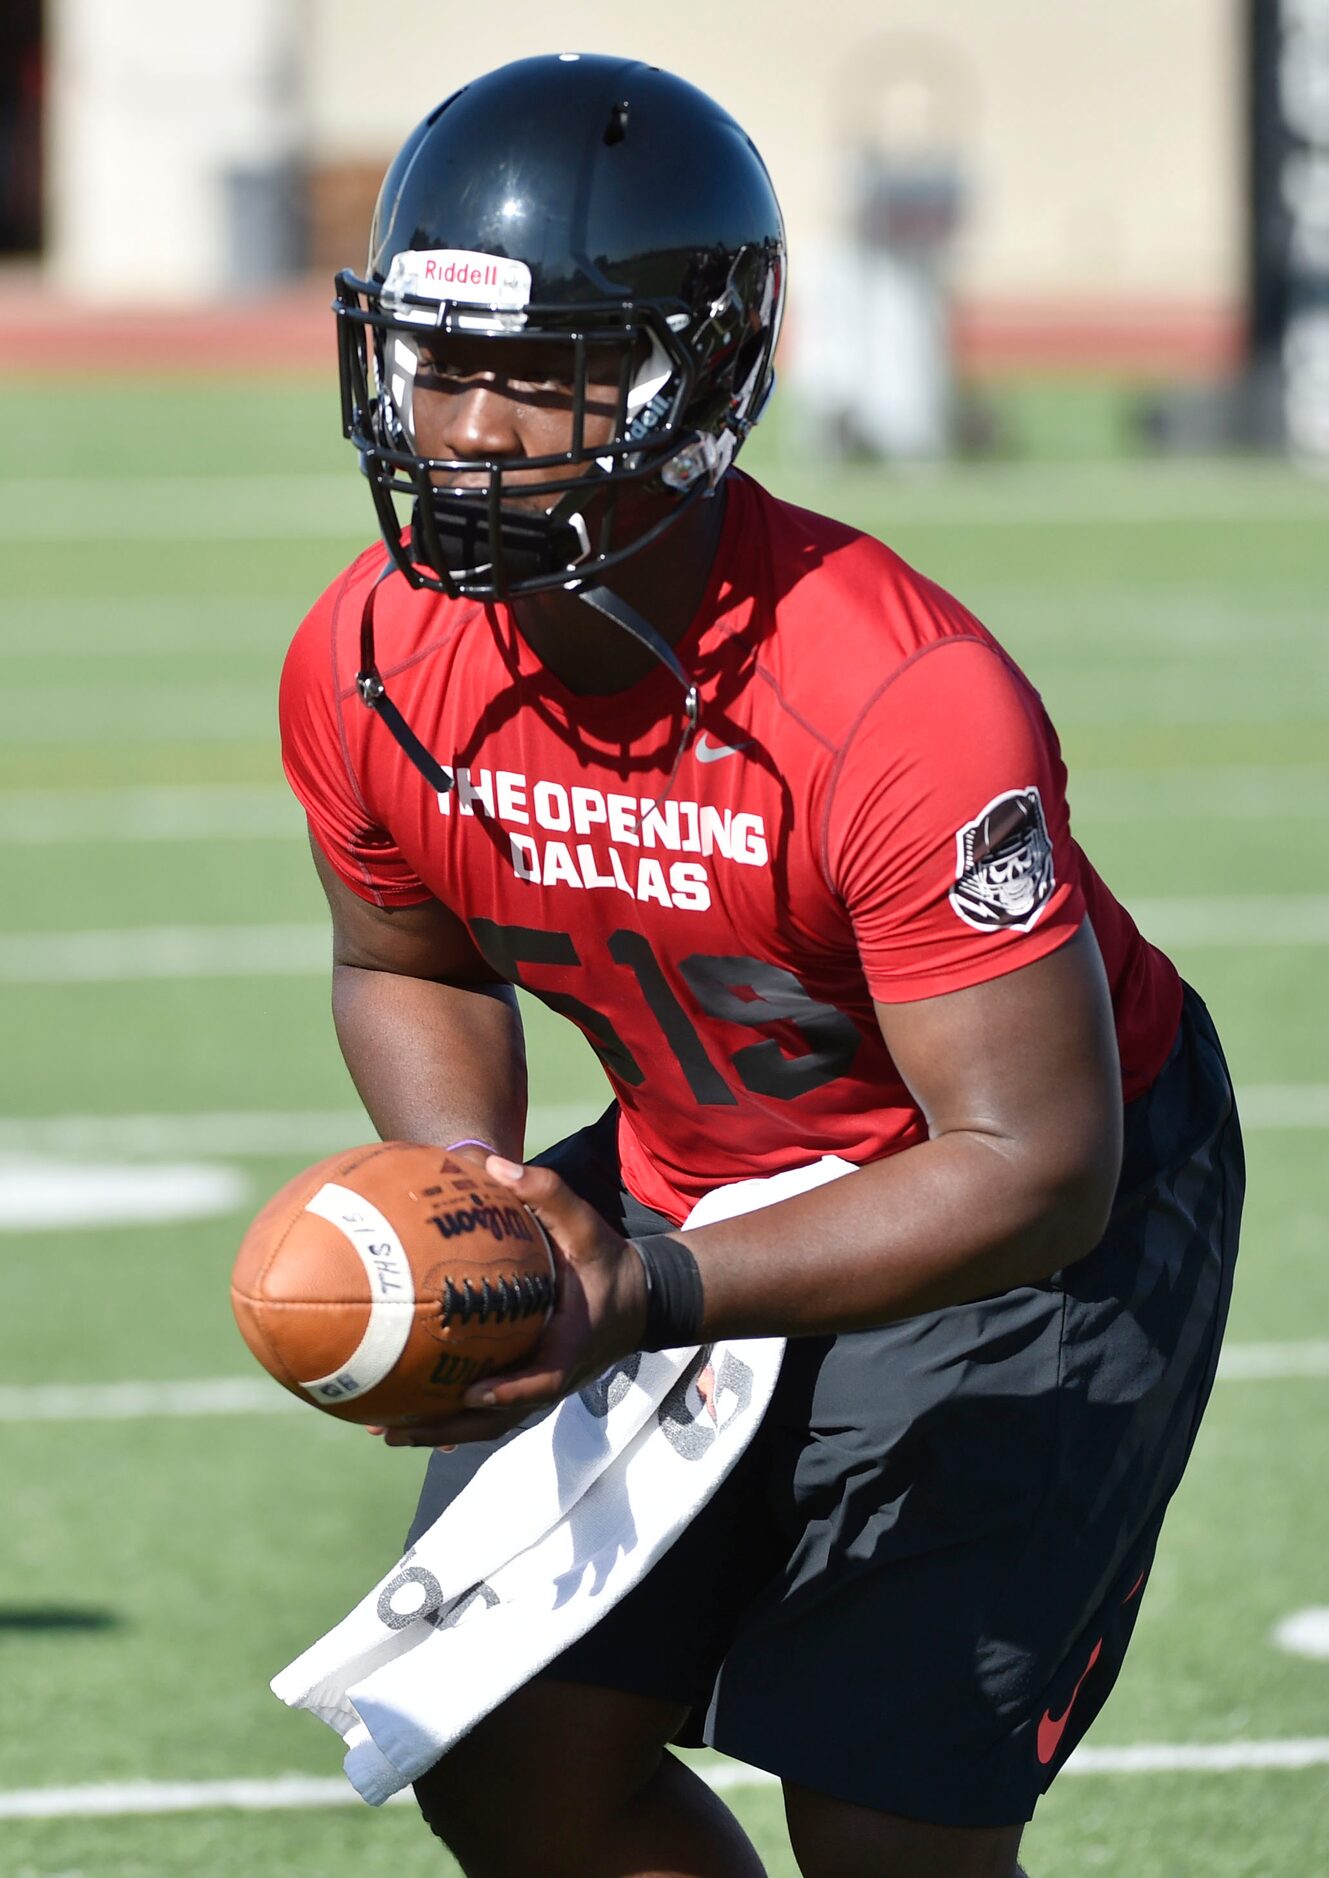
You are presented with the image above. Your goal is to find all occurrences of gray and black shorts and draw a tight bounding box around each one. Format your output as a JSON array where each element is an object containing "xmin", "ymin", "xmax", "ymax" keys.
[{"xmin": 409, "ymin": 984, "xmax": 1243, "ymax": 1827}]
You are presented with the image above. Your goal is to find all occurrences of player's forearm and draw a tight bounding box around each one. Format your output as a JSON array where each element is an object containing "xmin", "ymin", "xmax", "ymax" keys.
[
  {"xmin": 331, "ymin": 964, "xmax": 527, "ymax": 1157},
  {"xmin": 673, "ymin": 1128, "xmax": 1120, "ymax": 1339}
]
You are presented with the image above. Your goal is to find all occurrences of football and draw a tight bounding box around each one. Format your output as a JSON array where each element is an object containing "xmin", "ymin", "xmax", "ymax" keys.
[{"xmin": 230, "ymin": 1142, "xmax": 556, "ymax": 1426}]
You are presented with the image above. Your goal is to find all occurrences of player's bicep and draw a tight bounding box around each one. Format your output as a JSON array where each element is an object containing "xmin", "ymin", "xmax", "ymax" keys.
[
  {"xmin": 874, "ymin": 921, "xmax": 1123, "ymax": 1202},
  {"xmin": 309, "ymin": 830, "xmax": 502, "ymax": 987}
]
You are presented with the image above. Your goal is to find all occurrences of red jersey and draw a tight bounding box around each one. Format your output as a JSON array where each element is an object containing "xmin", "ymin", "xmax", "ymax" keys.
[{"xmin": 281, "ymin": 472, "xmax": 1182, "ymax": 1222}]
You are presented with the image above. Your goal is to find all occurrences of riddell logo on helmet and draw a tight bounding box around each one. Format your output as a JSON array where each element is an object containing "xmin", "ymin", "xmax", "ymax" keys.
[
  {"xmin": 424, "ymin": 257, "xmax": 499, "ymax": 288},
  {"xmin": 382, "ymin": 248, "xmax": 532, "ymax": 312}
]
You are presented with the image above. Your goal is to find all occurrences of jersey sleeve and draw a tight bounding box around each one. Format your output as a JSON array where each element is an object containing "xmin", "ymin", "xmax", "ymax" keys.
[
  {"xmin": 824, "ymin": 637, "xmax": 1086, "ymax": 1002},
  {"xmin": 278, "ymin": 573, "xmax": 431, "ymax": 909}
]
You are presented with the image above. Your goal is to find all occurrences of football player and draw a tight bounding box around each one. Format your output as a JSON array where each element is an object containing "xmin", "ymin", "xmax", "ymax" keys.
[{"xmin": 280, "ymin": 54, "xmax": 1244, "ymax": 1878}]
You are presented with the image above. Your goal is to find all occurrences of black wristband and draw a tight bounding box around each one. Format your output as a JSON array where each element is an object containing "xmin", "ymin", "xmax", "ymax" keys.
[{"xmin": 629, "ymin": 1232, "xmax": 705, "ymax": 1351}]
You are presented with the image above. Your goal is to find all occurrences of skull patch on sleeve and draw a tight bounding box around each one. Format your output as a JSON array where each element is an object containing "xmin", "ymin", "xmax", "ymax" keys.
[{"xmin": 949, "ymin": 787, "xmax": 1055, "ymax": 933}]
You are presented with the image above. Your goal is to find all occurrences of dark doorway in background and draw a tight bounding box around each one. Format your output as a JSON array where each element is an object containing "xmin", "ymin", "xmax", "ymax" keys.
[{"xmin": 0, "ymin": 0, "xmax": 43, "ymax": 255}]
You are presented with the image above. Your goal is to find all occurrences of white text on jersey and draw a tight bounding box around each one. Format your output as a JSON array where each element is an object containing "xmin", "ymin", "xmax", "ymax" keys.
[{"xmin": 435, "ymin": 767, "xmax": 771, "ymax": 912}]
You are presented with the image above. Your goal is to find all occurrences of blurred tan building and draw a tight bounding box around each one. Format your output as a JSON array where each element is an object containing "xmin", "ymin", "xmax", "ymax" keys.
[
  {"xmin": 41, "ymin": 0, "xmax": 1246, "ymax": 373},
  {"xmin": 306, "ymin": 0, "xmax": 1244, "ymax": 361}
]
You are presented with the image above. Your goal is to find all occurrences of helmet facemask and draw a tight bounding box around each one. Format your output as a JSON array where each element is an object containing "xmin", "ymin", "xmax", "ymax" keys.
[
  {"xmin": 334, "ymin": 243, "xmax": 781, "ymax": 600},
  {"xmin": 337, "ymin": 277, "xmax": 713, "ymax": 598}
]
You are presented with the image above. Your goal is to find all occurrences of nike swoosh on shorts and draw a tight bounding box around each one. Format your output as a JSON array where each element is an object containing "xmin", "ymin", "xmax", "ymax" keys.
[{"xmin": 1036, "ymin": 1638, "xmax": 1103, "ymax": 1765}]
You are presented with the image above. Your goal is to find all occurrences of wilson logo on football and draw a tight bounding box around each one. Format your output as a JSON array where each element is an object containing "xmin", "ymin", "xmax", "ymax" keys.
[{"xmin": 949, "ymin": 786, "xmax": 1055, "ymax": 933}]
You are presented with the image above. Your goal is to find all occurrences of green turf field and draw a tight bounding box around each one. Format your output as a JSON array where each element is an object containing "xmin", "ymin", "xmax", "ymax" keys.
[{"xmin": 2, "ymin": 378, "xmax": 1327, "ymax": 1876}]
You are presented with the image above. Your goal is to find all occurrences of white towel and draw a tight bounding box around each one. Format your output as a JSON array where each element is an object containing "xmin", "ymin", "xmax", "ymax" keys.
[{"xmin": 272, "ymin": 1154, "xmax": 856, "ymax": 1804}]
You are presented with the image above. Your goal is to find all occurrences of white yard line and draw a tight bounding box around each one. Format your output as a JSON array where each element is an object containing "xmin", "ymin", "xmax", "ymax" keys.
[
  {"xmin": 3, "ymin": 786, "xmax": 302, "ymax": 843},
  {"xmin": 2, "ymin": 899, "xmax": 1329, "ymax": 985},
  {"xmin": 0, "ymin": 476, "xmax": 367, "ymax": 542},
  {"xmin": 1130, "ymin": 896, "xmax": 1329, "ymax": 946},
  {"xmin": 0, "ymin": 1083, "xmax": 1320, "ymax": 1164},
  {"xmin": 0, "ymin": 1082, "xmax": 1318, "ymax": 1166},
  {"xmin": 0, "ymin": 1775, "xmax": 396, "ymax": 1819},
  {"xmin": 5, "ymin": 768, "xmax": 1328, "ymax": 845},
  {"xmin": 0, "ymin": 594, "xmax": 294, "ymax": 657},
  {"xmin": 0, "ymin": 1104, "xmax": 595, "ymax": 1159},
  {"xmin": 1069, "ymin": 765, "xmax": 1329, "ymax": 821},
  {"xmin": 4, "ymin": 465, "xmax": 1329, "ymax": 542},
  {"xmin": 1214, "ymin": 1341, "xmax": 1329, "ymax": 1380},
  {"xmin": 3, "ymin": 1739, "xmax": 1329, "ymax": 1818},
  {"xmin": 1059, "ymin": 1738, "xmax": 1329, "ymax": 1774},
  {"xmin": 3, "ymin": 684, "xmax": 267, "ymax": 747},
  {"xmin": 0, "ymin": 1160, "xmax": 248, "ymax": 1230},
  {"xmin": 1238, "ymin": 1085, "xmax": 1329, "ymax": 1129},
  {"xmin": 0, "ymin": 1109, "xmax": 372, "ymax": 1157},
  {"xmin": 1273, "ymin": 1609, "xmax": 1329, "ymax": 1661},
  {"xmin": 1, "ymin": 1340, "xmax": 1324, "ymax": 1425},
  {"xmin": 0, "ymin": 1378, "xmax": 302, "ymax": 1422},
  {"xmin": 0, "ymin": 924, "xmax": 329, "ymax": 981}
]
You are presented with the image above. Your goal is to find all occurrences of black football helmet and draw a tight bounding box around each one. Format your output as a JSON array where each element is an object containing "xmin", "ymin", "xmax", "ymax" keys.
[{"xmin": 335, "ymin": 53, "xmax": 786, "ymax": 600}]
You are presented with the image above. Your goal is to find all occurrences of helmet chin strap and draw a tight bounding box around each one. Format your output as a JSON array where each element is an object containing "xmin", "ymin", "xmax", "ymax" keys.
[
  {"xmin": 356, "ymin": 561, "xmax": 701, "ymax": 799},
  {"xmin": 355, "ymin": 562, "xmax": 458, "ymax": 796},
  {"xmin": 571, "ymin": 582, "xmax": 700, "ymax": 793}
]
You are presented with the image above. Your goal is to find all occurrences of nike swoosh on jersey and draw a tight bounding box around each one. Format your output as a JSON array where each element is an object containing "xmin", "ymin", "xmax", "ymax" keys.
[{"xmin": 695, "ymin": 735, "xmax": 750, "ymax": 763}]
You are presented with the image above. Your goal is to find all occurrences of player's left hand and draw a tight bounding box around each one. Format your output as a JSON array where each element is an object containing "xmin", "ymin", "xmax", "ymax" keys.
[{"xmin": 371, "ymin": 1155, "xmax": 649, "ymax": 1448}]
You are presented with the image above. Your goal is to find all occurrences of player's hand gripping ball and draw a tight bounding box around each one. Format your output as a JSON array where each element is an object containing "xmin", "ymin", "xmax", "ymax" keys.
[{"xmin": 230, "ymin": 1144, "xmax": 556, "ymax": 1426}]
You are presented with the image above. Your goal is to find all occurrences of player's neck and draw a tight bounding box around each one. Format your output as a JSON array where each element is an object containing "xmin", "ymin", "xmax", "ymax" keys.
[{"xmin": 510, "ymin": 481, "xmax": 728, "ymax": 697}]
